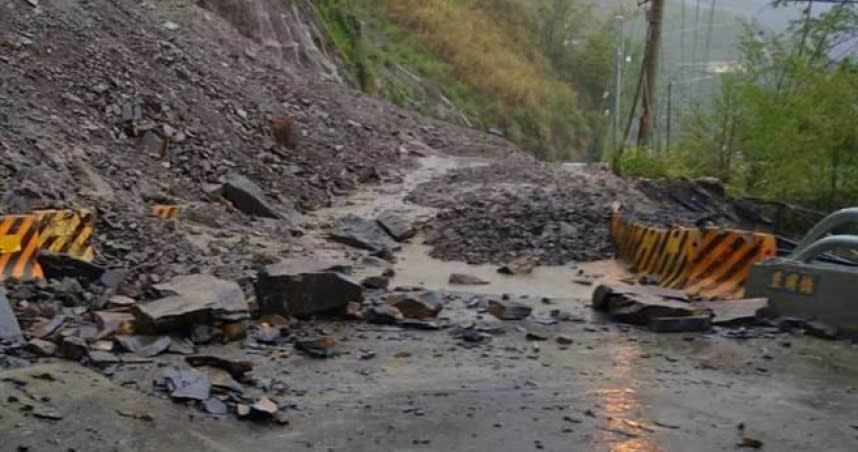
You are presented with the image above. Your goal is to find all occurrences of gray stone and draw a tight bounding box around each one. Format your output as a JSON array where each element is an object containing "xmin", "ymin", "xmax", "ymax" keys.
[
  {"xmin": 377, "ymin": 211, "xmax": 416, "ymax": 241},
  {"xmin": 71, "ymin": 160, "xmax": 115, "ymax": 202},
  {"xmin": 364, "ymin": 304, "xmax": 403, "ymax": 325},
  {"xmin": 116, "ymin": 335, "xmax": 172, "ymax": 357},
  {"xmin": 487, "ymin": 299, "xmax": 532, "ymax": 320},
  {"xmin": 256, "ymin": 261, "xmax": 363, "ymax": 317},
  {"xmin": 698, "ymin": 298, "xmax": 767, "ymax": 326},
  {"xmin": 295, "ymin": 336, "xmax": 337, "ymax": 359},
  {"xmin": 449, "ymin": 273, "xmax": 490, "ymax": 286},
  {"xmin": 58, "ymin": 336, "xmax": 88, "ymax": 360},
  {"xmin": 221, "ymin": 172, "xmax": 283, "ymax": 219},
  {"xmin": 160, "ymin": 368, "xmax": 211, "ymax": 401},
  {"xmin": 87, "ymin": 350, "xmax": 120, "ymax": 366},
  {"xmin": 648, "ymin": 316, "xmax": 712, "ymax": 333},
  {"xmin": 385, "ymin": 291, "xmax": 443, "ymax": 319},
  {"xmin": 361, "ymin": 275, "xmax": 389, "ymax": 290},
  {"xmin": 592, "ymin": 282, "xmax": 699, "ymax": 325},
  {"xmin": 330, "ymin": 215, "xmax": 399, "ymax": 255},
  {"xmin": 28, "ymin": 338, "xmax": 57, "ymax": 356},
  {"xmin": 203, "ymin": 398, "xmax": 228, "ymax": 415},
  {"xmin": 498, "ymin": 256, "xmax": 539, "ymax": 275},
  {"xmin": 134, "ymin": 274, "xmax": 249, "ymax": 333},
  {"xmin": 0, "ymin": 292, "xmax": 22, "ymax": 343}
]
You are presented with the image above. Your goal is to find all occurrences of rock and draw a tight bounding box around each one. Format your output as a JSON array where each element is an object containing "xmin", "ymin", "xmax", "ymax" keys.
[
  {"xmin": 57, "ymin": 336, "xmax": 88, "ymax": 361},
  {"xmin": 236, "ymin": 404, "xmax": 251, "ymax": 417},
  {"xmin": 87, "ymin": 350, "xmax": 120, "ymax": 366},
  {"xmin": 556, "ymin": 335, "xmax": 574, "ymax": 345},
  {"xmin": 190, "ymin": 324, "xmax": 220, "ymax": 344},
  {"xmin": 197, "ymin": 366, "xmax": 244, "ymax": 394},
  {"xmin": 0, "ymin": 292, "xmax": 22, "ymax": 343},
  {"xmin": 93, "ymin": 311, "xmax": 136, "ymax": 335},
  {"xmin": 344, "ymin": 301, "xmax": 364, "ymax": 320},
  {"xmin": 203, "ymin": 398, "xmax": 228, "ymax": 415},
  {"xmin": 330, "ymin": 215, "xmax": 399, "ymax": 255},
  {"xmin": 384, "ymin": 291, "xmax": 442, "ymax": 319},
  {"xmin": 364, "ymin": 304, "xmax": 403, "ymax": 325},
  {"xmin": 222, "ymin": 321, "xmax": 247, "ymax": 341},
  {"xmin": 134, "ymin": 274, "xmax": 249, "ymax": 333},
  {"xmin": 805, "ymin": 321, "xmax": 838, "ymax": 340},
  {"xmin": 525, "ymin": 330, "xmax": 549, "ymax": 341},
  {"xmin": 159, "ymin": 368, "xmax": 211, "ymax": 401},
  {"xmin": 592, "ymin": 282, "xmax": 699, "ymax": 325},
  {"xmin": 38, "ymin": 254, "xmax": 107, "ymax": 285},
  {"xmin": 185, "ymin": 355, "xmax": 253, "ymax": 380},
  {"xmin": 221, "ymin": 172, "xmax": 285, "ymax": 219},
  {"xmin": 361, "ymin": 275, "xmax": 390, "ymax": 290},
  {"xmin": 71, "ymin": 160, "xmax": 116, "ymax": 202},
  {"xmin": 141, "ymin": 130, "xmax": 166, "ymax": 155},
  {"xmin": 271, "ymin": 116, "xmax": 297, "ymax": 148},
  {"xmin": 108, "ymin": 296, "xmax": 136, "ymax": 308},
  {"xmin": 256, "ymin": 261, "xmax": 363, "ymax": 317},
  {"xmin": 295, "ymin": 336, "xmax": 337, "ymax": 359},
  {"xmin": 398, "ymin": 319, "xmax": 442, "ymax": 330},
  {"xmin": 115, "ymin": 335, "xmax": 172, "ymax": 357},
  {"xmin": 449, "ymin": 273, "xmax": 490, "ymax": 285},
  {"xmin": 498, "ymin": 256, "xmax": 539, "ymax": 275},
  {"xmin": 377, "ymin": 211, "xmax": 416, "ymax": 241},
  {"xmin": 698, "ymin": 298, "xmax": 767, "ymax": 326},
  {"xmin": 32, "ymin": 406, "xmax": 63, "ymax": 420},
  {"xmin": 648, "ymin": 316, "xmax": 712, "ymax": 333},
  {"xmin": 27, "ymin": 338, "xmax": 57, "ymax": 356},
  {"xmin": 487, "ymin": 299, "xmax": 532, "ymax": 320},
  {"xmin": 162, "ymin": 21, "xmax": 180, "ymax": 31},
  {"xmin": 250, "ymin": 397, "xmax": 279, "ymax": 418}
]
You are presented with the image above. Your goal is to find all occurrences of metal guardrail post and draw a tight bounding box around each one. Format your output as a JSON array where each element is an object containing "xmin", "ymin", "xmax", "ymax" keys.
[
  {"xmin": 792, "ymin": 235, "xmax": 858, "ymax": 263},
  {"xmin": 790, "ymin": 207, "xmax": 858, "ymax": 258}
]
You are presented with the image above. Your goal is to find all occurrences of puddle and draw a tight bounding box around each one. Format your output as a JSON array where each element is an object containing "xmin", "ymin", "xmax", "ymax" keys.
[{"xmin": 391, "ymin": 241, "xmax": 630, "ymax": 300}]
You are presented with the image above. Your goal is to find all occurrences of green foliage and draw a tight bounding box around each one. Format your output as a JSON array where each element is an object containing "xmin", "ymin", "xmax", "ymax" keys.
[
  {"xmin": 618, "ymin": 147, "xmax": 687, "ymax": 179},
  {"xmin": 312, "ymin": 0, "xmax": 618, "ymax": 161},
  {"xmin": 640, "ymin": 3, "xmax": 858, "ymax": 209}
]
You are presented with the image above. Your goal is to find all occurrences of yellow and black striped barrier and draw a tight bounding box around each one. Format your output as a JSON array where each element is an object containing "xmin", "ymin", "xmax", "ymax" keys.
[
  {"xmin": 152, "ymin": 204, "xmax": 181, "ymax": 220},
  {"xmin": 0, "ymin": 214, "xmax": 45, "ymax": 281},
  {"xmin": 610, "ymin": 214, "xmax": 777, "ymax": 300},
  {"xmin": 35, "ymin": 209, "xmax": 96, "ymax": 262}
]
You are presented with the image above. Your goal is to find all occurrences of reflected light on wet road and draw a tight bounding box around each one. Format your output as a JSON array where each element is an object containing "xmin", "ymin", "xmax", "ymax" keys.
[{"xmin": 597, "ymin": 343, "xmax": 667, "ymax": 452}]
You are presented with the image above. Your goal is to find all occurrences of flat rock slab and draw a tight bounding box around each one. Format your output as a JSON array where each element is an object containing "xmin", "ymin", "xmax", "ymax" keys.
[
  {"xmin": 256, "ymin": 261, "xmax": 364, "ymax": 317},
  {"xmin": 592, "ymin": 281, "xmax": 700, "ymax": 325},
  {"xmin": 0, "ymin": 292, "xmax": 22, "ymax": 343},
  {"xmin": 221, "ymin": 172, "xmax": 283, "ymax": 219},
  {"xmin": 697, "ymin": 298, "xmax": 767, "ymax": 326},
  {"xmin": 330, "ymin": 215, "xmax": 399, "ymax": 254},
  {"xmin": 377, "ymin": 211, "xmax": 416, "ymax": 241},
  {"xmin": 160, "ymin": 367, "xmax": 211, "ymax": 401},
  {"xmin": 134, "ymin": 274, "xmax": 249, "ymax": 333}
]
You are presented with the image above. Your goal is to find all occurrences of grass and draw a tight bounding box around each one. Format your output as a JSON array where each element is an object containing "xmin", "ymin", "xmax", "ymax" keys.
[{"xmin": 312, "ymin": 0, "xmax": 590, "ymax": 160}]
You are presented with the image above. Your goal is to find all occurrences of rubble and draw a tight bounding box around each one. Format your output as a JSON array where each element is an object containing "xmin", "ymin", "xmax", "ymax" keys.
[
  {"xmin": 57, "ymin": 336, "xmax": 88, "ymax": 361},
  {"xmin": 185, "ymin": 355, "xmax": 253, "ymax": 380},
  {"xmin": 330, "ymin": 215, "xmax": 400, "ymax": 256},
  {"xmin": 448, "ymin": 273, "xmax": 490, "ymax": 286},
  {"xmin": 699, "ymin": 298, "xmax": 767, "ymax": 326},
  {"xmin": 377, "ymin": 211, "xmax": 416, "ymax": 241},
  {"xmin": 648, "ymin": 316, "xmax": 712, "ymax": 333},
  {"xmin": 364, "ymin": 304, "xmax": 404, "ymax": 325},
  {"xmin": 27, "ymin": 339, "xmax": 57, "ymax": 356},
  {"xmin": 115, "ymin": 335, "xmax": 172, "ymax": 357},
  {"xmin": 384, "ymin": 291, "xmax": 443, "ymax": 319},
  {"xmin": 256, "ymin": 261, "xmax": 364, "ymax": 317}
]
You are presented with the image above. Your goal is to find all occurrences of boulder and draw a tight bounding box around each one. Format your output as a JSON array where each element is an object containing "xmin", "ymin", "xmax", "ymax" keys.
[
  {"xmin": 133, "ymin": 274, "xmax": 249, "ymax": 333},
  {"xmin": 255, "ymin": 261, "xmax": 364, "ymax": 317},
  {"xmin": 364, "ymin": 304, "xmax": 403, "ymax": 325},
  {"xmin": 592, "ymin": 281, "xmax": 699, "ymax": 325},
  {"xmin": 377, "ymin": 211, "xmax": 416, "ymax": 241},
  {"xmin": 221, "ymin": 172, "xmax": 283, "ymax": 219},
  {"xmin": 330, "ymin": 215, "xmax": 399, "ymax": 255},
  {"xmin": 384, "ymin": 291, "xmax": 443, "ymax": 319}
]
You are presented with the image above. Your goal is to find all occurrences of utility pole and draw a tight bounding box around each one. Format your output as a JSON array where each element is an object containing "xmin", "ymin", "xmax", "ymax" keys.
[
  {"xmin": 613, "ymin": 16, "xmax": 625, "ymax": 150},
  {"xmin": 637, "ymin": 0, "xmax": 665, "ymax": 148},
  {"xmin": 666, "ymin": 79, "xmax": 673, "ymax": 151}
]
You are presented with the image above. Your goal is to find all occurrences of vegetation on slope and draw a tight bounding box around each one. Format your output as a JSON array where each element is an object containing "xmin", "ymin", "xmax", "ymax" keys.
[{"xmin": 313, "ymin": 0, "xmax": 617, "ymax": 160}]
